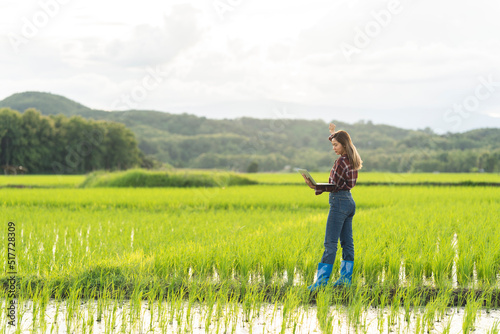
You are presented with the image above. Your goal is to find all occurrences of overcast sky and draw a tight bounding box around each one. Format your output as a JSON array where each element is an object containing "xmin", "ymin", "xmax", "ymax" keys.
[{"xmin": 1, "ymin": 0, "xmax": 500, "ymax": 134}]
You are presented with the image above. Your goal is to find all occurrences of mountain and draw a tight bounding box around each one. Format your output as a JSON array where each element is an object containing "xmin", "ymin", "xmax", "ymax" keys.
[
  {"xmin": 0, "ymin": 92, "xmax": 415, "ymax": 140},
  {"xmin": 1, "ymin": 91, "xmax": 499, "ymax": 172},
  {"xmin": 0, "ymin": 92, "xmax": 93, "ymax": 116}
]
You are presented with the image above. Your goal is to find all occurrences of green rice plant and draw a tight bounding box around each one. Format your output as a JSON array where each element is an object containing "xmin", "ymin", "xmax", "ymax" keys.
[
  {"xmin": 483, "ymin": 287, "xmax": 495, "ymax": 313},
  {"xmin": 403, "ymin": 230, "xmax": 434, "ymax": 288},
  {"xmin": 65, "ymin": 285, "xmax": 84, "ymax": 333},
  {"xmin": 402, "ymin": 286, "xmax": 414, "ymax": 327},
  {"xmin": 432, "ymin": 236, "xmax": 455, "ymax": 289},
  {"xmin": 462, "ymin": 291, "xmax": 482, "ymax": 334},
  {"xmin": 17, "ymin": 294, "xmax": 29, "ymax": 334},
  {"xmin": 347, "ymin": 285, "xmax": 371, "ymax": 330},
  {"xmin": 171, "ymin": 287, "xmax": 186, "ymax": 327},
  {"xmin": 414, "ymin": 310, "xmax": 424, "ymax": 334},
  {"xmin": 316, "ymin": 285, "xmax": 334, "ymax": 334},
  {"xmin": 374, "ymin": 287, "xmax": 390, "ymax": 333},
  {"xmin": 477, "ymin": 252, "xmax": 498, "ymax": 286},
  {"xmin": 144, "ymin": 286, "xmax": 156, "ymax": 332},
  {"xmin": 50, "ymin": 287, "xmax": 64, "ymax": 333},
  {"xmin": 488, "ymin": 321, "xmax": 500, "ymax": 334},
  {"xmin": 423, "ymin": 295, "xmax": 439, "ymax": 333},
  {"xmin": 280, "ymin": 289, "xmax": 300, "ymax": 334},
  {"xmin": 388, "ymin": 288, "xmax": 403, "ymax": 329},
  {"xmin": 457, "ymin": 244, "xmax": 475, "ymax": 286},
  {"xmin": 223, "ymin": 297, "xmax": 234, "ymax": 333},
  {"xmin": 241, "ymin": 287, "xmax": 254, "ymax": 325},
  {"xmin": 436, "ymin": 288, "xmax": 452, "ymax": 320},
  {"xmin": 290, "ymin": 307, "xmax": 306, "ymax": 334},
  {"xmin": 441, "ymin": 316, "xmax": 453, "ymax": 334},
  {"xmin": 361, "ymin": 249, "xmax": 384, "ymax": 286},
  {"xmin": 384, "ymin": 242, "xmax": 403, "ymax": 287},
  {"xmin": 202, "ymin": 284, "xmax": 216, "ymax": 333},
  {"xmin": 85, "ymin": 291, "xmax": 96, "ymax": 333},
  {"xmin": 118, "ymin": 298, "xmax": 127, "ymax": 334},
  {"xmin": 406, "ymin": 256, "xmax": 426, "ymax": 287},
  {"xmin": 213, "ymin": 287, "xmax": 229, "ymax": 334},
  {"xmin": 412, "ymin": 289, "xmax": 425, "ymax": 311},
  {"xmin": 132, "ymin": 295, "xmax": 144, "ymax": 331},
  {"xmin": 156, "ymin": 297, "xmax": 167, "ymax": 333},
  {"xmin": 376, "ymin": 305, "xmax": 384, "ymax": 333}
]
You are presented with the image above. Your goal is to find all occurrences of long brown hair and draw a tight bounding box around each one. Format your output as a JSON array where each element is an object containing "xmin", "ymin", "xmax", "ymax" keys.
[{"xmin": 332, "ymin": 130, "xmax": 363, "ymax": 170}]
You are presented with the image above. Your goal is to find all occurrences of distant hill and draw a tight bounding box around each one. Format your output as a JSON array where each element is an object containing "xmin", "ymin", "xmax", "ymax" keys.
[
  {"xmin": 0, "ymin": 92, "xmax": 93, "ymax": 116},
  {"xmin": 1, "ymin": 91, "xmax": 499, "ymax": 173}
]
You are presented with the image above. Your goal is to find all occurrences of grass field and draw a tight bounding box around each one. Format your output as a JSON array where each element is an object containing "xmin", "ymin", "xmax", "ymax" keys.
[
  {"xmin": 0, "ymin": 175, "xmax": 84, "ymax": 187},
  {"xmin": 0, "ymin": 172, "xmax": 499, "ymax": 333},
  {"xmin": 246, "ymin": 171, "xmax": 500, "ymax": 185},
  {"xmin": 1, "ymin": 171, "xmax": 499, "ymax": 188}
]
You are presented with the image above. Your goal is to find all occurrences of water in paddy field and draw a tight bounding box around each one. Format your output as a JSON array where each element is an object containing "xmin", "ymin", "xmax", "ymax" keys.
[{"xmin": 1, "ymin": 298, "xmax": 500, "ymax": 334}]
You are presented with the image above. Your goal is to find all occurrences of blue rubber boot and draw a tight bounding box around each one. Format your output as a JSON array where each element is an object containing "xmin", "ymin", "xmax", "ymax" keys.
[
  {"xmin": 307, "ymin": 263, "xmax": 333, "ymax": 292},
  {"xmin": 333, "ymin": 261, "xmax": 354, "ymax": 287}
]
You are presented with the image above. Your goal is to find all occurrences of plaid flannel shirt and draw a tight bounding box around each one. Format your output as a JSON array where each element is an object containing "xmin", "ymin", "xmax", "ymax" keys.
[
  {"xmin": 327, "ymin": 154, "xmax": 357, "ymax": 191},
  {"xmin": 315, "ymin": 134, "xmax": 358, "ymax": 194}
]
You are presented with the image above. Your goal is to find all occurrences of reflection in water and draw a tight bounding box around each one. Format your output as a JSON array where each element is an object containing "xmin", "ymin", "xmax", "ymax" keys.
[{"xmin": 2, "ymin": 298, "xmax": 499, "ymax": 334}]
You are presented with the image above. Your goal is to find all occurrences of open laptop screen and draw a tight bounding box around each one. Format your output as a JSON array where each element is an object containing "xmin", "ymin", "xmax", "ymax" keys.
[{"xmin": 297, "ymin": 169, "xmax": 334, "ymax": 186}]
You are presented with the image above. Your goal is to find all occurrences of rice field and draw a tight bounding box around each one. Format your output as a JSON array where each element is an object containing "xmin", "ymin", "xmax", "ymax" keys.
[
  {"xmin": 0, "ymin": 173, "xmax": 499, "ymax": 333},
  {"xmin": 0, "ymin": 175, "xmax": 84, "ymax": 188},
  {"xmin": 246, "ymin": 172, "xmax": 500, "ymax": 185},
  {"xmin": 2, "ymin": 171, "xmax": 500, "ymax": 188}
]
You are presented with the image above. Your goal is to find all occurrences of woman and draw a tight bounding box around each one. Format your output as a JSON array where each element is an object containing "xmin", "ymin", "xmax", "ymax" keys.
[{"xmin": 302, "ymin": 123, "xmax": 363, "ymax": 291}]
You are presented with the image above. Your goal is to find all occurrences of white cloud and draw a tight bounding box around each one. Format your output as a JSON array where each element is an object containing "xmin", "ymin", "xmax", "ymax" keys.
[
  {"xmin": 79, "ymin": 4, "xmax": 208, "ymax": 68},
  {"xmin": 1, "ymin": 0, "xmax": 500, "ymax": 132}
]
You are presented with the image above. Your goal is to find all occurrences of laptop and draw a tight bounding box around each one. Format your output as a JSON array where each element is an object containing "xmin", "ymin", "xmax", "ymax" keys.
[{"xmin": 297, "ymin": 169, "xmax": 334, "ymax": 186}]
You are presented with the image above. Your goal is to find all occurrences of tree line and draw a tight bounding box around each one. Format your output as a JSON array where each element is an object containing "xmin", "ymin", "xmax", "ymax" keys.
[
  {"xmin": 0, "ymin": 108, "xmax": 145, "ymax": 174},
  {"xmin": 138, "ymin": 121, "xmax": 500, "ymax": 173}
]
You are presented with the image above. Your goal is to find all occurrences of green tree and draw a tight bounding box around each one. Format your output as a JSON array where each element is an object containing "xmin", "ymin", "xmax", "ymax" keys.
[
  {"xmin": 0, "ymin": 108, "xmax": 23, "ymax": 167},
  {"xmin": 102, "ymin": 122, "xmax": 141, "ymax": 171},
  {"xmin": 18, "ymin": 108, "xmax": 56, "ymax": 172},
  {"xmin": 247, "ymin": 161, "xmax": 259, "ymax": 173}
]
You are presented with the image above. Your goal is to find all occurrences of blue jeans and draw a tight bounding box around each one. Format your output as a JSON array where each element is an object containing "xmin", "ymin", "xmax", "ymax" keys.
[{"xmin": 320, "ymin": 190, "xmax": 356, "ymax": 264}]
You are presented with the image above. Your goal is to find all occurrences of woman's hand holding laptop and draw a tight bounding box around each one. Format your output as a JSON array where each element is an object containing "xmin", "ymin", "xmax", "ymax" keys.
[
  {"xmin": 301, "ymin": 172, "xmax": 326, "ymax": 195},
  {"xmin": 314, "ymin": 188, "xmax": 324, "ymax": 195},
  {"xmin": 302, "ymin": 174, "xmax": 315, "ymax": 189}
]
